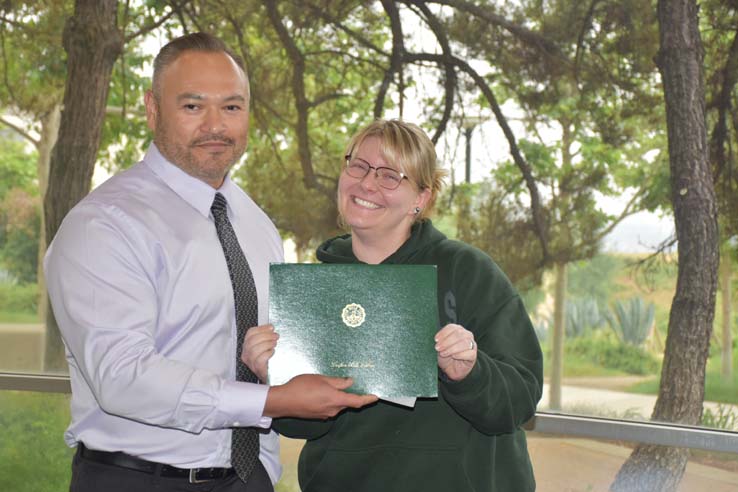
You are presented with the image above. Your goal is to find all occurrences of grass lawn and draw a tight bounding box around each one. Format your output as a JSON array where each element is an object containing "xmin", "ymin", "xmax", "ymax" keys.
[
  {"xmin": 0, "ymin": 310, "xmax": 40, "ymax": 323},
  {"xmin": 627, "ymin": 355, "xmax": 738, "ymax": 405},
  {"xmin": 543, "ymin": 351, "xmax": 632, "ymax": 378},
  {"xmin": 0, "ymin": 390, "xmax": 73, "ymax": 492}
]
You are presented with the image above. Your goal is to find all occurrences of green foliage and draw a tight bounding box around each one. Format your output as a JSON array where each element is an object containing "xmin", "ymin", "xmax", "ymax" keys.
[
  {"xmin": 567, "ymin": 254, "xmax": 624, "ymax": 306},
  {"xmin": 0, "ymin": 391, "xmax": 73, "ymax": 492},
  {"xmin": 0, "ymin": 138, "xmax": 39, "ymax": 283},
  {"xmin": 449, "ymin": 0, "xmax": 668, "ymax": 288},
  {"xmin": 565, "ymin": 297, "xmax": 603, "ymax": 338},
  {"xmin": 0, "ymin": 283, "xmax": 38, "ymax": 313},
  {"xmin": 630, "ymin": 354, "xmax": 738, "ymax": 405},
  {"xmin": 0, "ymin": 1, "xmax": 69, "ymax": 116},
  {"xmin": 566, "ymin": 335, "xmax": 660, "ymax": 375},
  {"xmin": 701, "ymin": 404, "xmax": 738, "ymax": 431},
  {"xmin": 0, "ymin": 138, "xmax": 37, "ymax": 198},
  {"xmin": 605, "ymin": 297, "xmax": 655, "ymax": 346},
  {"xmin": 97, "ymin": 27, "xmax": 157, "ymax": 173},
  {"xmin": 0, "ymin": 310, "xmax": 39, "ymax": 323},
  {"xmin": 453, "ymin": 180, "xmax": 544, "ymax": 287},
  {"xmin": 542, "ymin": 342, "xmax": 631, "ymax": 378},
  {"xmin": 701, "ymin": 0, "xmax": 738, "ymax": 238},
  {"xmin": 0, "ymin": 189, "xmax": 40, "ymax": 284}
]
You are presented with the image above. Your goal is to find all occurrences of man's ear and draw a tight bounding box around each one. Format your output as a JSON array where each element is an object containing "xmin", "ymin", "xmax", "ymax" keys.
[{"xmin": 144, "ymin": 90, "xmax": 158, "ymax": 132}]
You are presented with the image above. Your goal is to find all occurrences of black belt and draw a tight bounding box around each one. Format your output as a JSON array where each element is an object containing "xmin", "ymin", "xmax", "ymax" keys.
[{"xmin": 77, "ymin": 443, "xmax": 235, "ymax": 484}]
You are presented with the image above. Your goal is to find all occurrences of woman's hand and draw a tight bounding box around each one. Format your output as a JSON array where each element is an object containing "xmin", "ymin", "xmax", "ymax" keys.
[
  {"xmin": 241, "ymin": 324, "xmax": 279, "ymax": 383},
  {"xmin": 435, "ymin": 323, "xmax": 477, "ymax": 381}
]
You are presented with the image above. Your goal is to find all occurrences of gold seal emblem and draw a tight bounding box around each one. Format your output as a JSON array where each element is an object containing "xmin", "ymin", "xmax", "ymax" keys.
[{"xmin": 342, "ymin": 303, "xmax": 366, "ymax": 327}]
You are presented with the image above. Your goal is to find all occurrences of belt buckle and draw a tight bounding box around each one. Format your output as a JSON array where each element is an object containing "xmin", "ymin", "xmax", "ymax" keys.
[{"xmin": 189, "ymin": 468, "xmax": 210, "ymax": 484}]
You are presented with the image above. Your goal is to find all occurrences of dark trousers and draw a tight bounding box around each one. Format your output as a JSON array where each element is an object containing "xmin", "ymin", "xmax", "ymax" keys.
[{"xmin": 70, "ymin": 446, "xmax": 274, "ymax": 492}]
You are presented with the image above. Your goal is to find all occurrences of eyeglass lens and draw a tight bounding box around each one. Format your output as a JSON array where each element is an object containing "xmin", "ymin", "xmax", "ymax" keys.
[{"xmin": 346, "ymin": 158, "xmax": 404, "ymax": 190}]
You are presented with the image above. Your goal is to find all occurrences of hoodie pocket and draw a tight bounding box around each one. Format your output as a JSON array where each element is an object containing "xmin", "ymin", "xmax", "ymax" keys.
[{"xmin": 300, "ymin": 445, "xmax": 476, "ymax": 492}]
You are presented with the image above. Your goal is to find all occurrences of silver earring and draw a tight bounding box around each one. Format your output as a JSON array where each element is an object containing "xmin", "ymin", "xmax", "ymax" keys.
[{"xmin": 414, "ymin": 207, "xmax": 421, "ymax": 215}]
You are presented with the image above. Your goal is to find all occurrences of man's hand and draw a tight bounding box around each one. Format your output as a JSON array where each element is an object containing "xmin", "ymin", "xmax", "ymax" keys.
[
  {"xmin": 241, "ymin": 324, "xmax": 279, "ymax": 382},
  {"xmin": 264, "ymin": 374, "xmax": 378, "ymax": 419},
  {"xmin": 435, "ymin": 323, "xmax": 477, "ymax": 381}
]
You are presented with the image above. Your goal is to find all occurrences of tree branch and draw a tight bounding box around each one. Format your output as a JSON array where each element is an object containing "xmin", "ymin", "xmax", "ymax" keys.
[
  {"xmin": 263, "ymin": 0, "xmax": 330, "ymax": 196},
  {"xmin": 0, "ymin": 25, "xmax": 20, "ymax": 110},
  {"xmin": 709, "ymin": 26, "xmax": 738, "ymax": 180},
  {"xmin": 428, "ymin": 0, "xmax": 565, "ymax": 60},
  {"xmin": 308, "ymin": 92, "xmax": 347, "ymax": 108},
  {"xmin": 303, "ymin": 2, "xmax": 390, "ymax": 58},
  {"xmin": 125, "ymin": 2, "xmax": 181, "ymax": 43},
  {"xmin": 591, "ymin": 188, "xmax": 644, "ymax": 244},
  {"xmin": 374, "ymin": 0, "xmax": 405, "ymax": 118},
  {"xmin": 0, "ymin": 116, "xmax": 39, "ymax": 148},
  {"xmin": 0, "ymin": 15, "xmax": 27, "ymax": 30},
  {"xmin": 406, "ymin": 1, "xmax": 455, "ymax": 144},
  {"xmin": 406, "ymin": 51, "xmax": 551, "ymax": 264},
  {"xmin": 574, "ymin": 0, "xmax": 602, "ymax": 83}
]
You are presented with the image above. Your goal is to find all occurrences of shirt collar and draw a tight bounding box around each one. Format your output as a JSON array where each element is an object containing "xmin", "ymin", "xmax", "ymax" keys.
[{"xmin": 143, "ymin": 143, "xmax": 240, "ymax": 219}]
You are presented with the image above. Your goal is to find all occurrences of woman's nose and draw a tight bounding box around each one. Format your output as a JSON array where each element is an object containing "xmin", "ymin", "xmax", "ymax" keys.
[{"xmin": 359, "ymin": 169, "xmax": 379, "ymax": 191}]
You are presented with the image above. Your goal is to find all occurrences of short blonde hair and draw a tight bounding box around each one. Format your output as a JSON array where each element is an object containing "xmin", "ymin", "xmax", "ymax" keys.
[{"xmin": 344, "ymin": 119, "xmax": 447, "ymax": 221}]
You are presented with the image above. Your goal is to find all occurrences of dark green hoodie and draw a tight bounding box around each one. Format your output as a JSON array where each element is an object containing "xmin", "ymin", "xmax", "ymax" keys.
[{"xmin": 275, "ymin": 221, "xmax": 543, "ymax": 492}]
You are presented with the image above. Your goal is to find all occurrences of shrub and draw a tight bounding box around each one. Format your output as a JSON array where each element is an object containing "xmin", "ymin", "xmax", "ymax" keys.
[
  {"xmin": 701, "ymin": 404, "xmax": 738, "ymax": 431},
  {"xmin": 0, "ymin": 282, "xmax": 39, "ymax": 313},
  {"xmin": 566, "ymin": 336, "xmax": 660, "ymax": 375}
]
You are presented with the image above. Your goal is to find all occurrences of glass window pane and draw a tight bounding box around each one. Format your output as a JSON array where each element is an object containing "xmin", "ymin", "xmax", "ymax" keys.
[
  {"xmin": 528, "ymin": 432, "xmax": 738, "ymax": 492},
  {"xmin": 531, "ymin": 252, "xmax": 737, "ymax": 433}
]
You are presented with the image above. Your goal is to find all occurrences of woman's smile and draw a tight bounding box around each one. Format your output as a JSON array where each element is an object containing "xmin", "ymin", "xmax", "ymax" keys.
[{"xmin": 352, "ymin": 196, "xmax": 382, "ymax": 210}]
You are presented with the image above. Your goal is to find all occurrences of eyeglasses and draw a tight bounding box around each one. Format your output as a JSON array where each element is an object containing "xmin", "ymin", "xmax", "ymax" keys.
[{"xmin": 344, "ymin": 155, "xmax": 409, "ymax": 190}]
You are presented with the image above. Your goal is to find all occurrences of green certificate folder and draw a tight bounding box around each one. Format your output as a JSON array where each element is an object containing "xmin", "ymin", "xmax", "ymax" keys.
[{"xmin": 268, "ymin": 263, "xmax": 439, "ymax": 398}]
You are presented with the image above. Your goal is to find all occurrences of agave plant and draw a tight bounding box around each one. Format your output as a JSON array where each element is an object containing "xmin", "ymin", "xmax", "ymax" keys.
[
  {"xmin": 565, "ymin": 298, "xmax": 603, "ymax": 338},
  {"xmin": 605, "ymin": 297, "xmax": 655, "ymax": 347}
]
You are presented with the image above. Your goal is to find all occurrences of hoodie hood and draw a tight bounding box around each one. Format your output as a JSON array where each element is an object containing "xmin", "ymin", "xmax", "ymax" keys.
[{"xmin": 316, "ymin": 219, "xmax": 447, "ymax": 264}]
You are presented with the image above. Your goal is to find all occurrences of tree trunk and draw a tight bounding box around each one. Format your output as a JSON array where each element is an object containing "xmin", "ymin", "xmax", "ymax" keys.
[
  {"xmin": 549, "ymin": 261, "xmax": 567, "ymax": 410},
  {"xmin": 611, "ymin": 1, "xmax": 719, "ymax": 490},
  {"xmin": 721, "ymin": 242, "xmax": 733, "ymax": 379},
  {"xmin": 43, "ymin": 0, "xmax": 122, "ymax": 372},
  {"xmin": 36, "ymin": 103, "xmax": 61, "ymax": 323}
]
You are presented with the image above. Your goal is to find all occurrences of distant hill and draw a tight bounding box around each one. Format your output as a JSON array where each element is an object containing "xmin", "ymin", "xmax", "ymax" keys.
[{"xmin": 603, "ymin": 211, "xmax": 674, "ymax": 254}]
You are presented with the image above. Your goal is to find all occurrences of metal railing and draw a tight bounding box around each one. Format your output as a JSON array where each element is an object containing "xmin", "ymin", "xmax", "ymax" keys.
[{"xmin": 2, "ymin": 372, "xmax": 737, "ymax": 454}]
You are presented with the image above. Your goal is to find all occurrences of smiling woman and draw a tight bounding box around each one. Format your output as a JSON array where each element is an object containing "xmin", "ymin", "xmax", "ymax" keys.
[
  {"xmin": 338, "ymin": 134, "xmax": 431, "ymax": 264},
  {"xmin": 251, "ymin": 119, "xmax": 545, "ymax": 492}
]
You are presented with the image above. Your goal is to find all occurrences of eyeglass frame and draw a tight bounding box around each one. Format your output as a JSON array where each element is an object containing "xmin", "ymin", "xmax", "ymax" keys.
[{"xmin": 343, "ymin": 154, "xmax": 414, "ymax": 190}]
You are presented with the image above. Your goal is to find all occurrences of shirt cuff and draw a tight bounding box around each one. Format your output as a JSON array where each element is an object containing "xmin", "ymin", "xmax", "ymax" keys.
[{"xmin": 219, "ymin": 380, "xmax": 272, "ymax": 428}]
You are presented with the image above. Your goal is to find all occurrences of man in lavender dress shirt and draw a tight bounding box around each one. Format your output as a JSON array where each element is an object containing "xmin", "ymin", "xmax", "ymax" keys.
[{"xmin": 44, "ymin": 32, "xmax": 376, "ymax": 492}]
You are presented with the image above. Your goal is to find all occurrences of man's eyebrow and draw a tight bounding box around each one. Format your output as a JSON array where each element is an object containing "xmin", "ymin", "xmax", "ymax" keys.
[
  {"xmin": 176, "ymin": 93, "xmax": 205, "ymax": 102},
  {"xmin": 223, "ymin": 95, "xmax": 247, "ymax": 103},
  {"xmin": 176, "ymin": 93, "xmax": 246, "ymax": 103}
]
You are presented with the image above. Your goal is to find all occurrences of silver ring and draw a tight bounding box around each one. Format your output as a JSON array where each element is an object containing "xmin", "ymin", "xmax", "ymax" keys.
[{"xmin": 469, "ymin": 340, "xmax": 475, "ymax": 350}]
